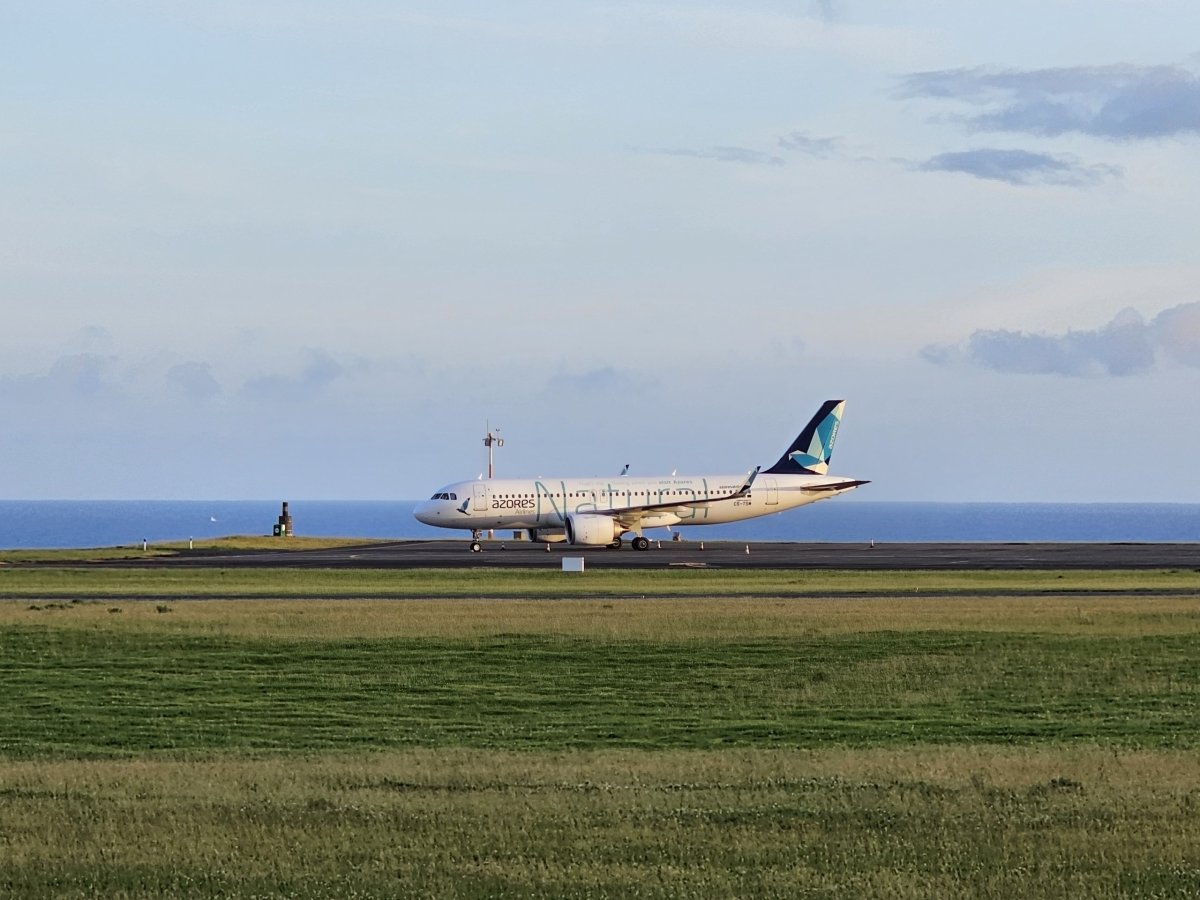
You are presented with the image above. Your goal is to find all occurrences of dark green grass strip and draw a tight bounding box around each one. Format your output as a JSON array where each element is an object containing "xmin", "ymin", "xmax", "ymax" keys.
[
  {"xmin": 2, "ymin": 628, "xmax": 1198, "ymax": 757},
  {"xmin": 3, "ymin": 566, "xmax": 1198, "ymax": 598}
]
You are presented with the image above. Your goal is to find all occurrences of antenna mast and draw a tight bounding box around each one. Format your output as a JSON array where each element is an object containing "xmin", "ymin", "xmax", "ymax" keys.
[{"xmin": 483, "ymin": 422, "xmax": 504, "ymax": 479}]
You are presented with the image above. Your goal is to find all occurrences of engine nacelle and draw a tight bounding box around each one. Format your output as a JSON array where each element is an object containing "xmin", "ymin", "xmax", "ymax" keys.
[{"xmin": 564, "ymin": 513, "xmax": 619, "ymax": 546}]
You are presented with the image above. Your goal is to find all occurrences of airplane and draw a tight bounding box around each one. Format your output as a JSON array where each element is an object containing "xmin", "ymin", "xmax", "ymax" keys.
[{"xmin": 413, "ymin": 400, "xmax": 868, "ymax": 551}]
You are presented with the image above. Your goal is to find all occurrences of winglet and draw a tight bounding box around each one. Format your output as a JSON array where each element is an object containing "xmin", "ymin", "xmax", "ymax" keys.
[{"xmin": 735, "ymin": 466, "xmax": 761, "ymax": 497}]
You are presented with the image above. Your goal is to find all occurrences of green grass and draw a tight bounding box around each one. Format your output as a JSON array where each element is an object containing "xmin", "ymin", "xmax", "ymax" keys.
[
  {"xmin": 0, "ymin": 535, "xmax": 387, "ymax": 563},
  {"xmin": 3, "ymin": 575, "xmax": 1200, "ymax": 898},
  {"xmin": 2, "ymin": 749, "xmax": 1199, "ymax": 899},
  {"xmin": 3, "ymin": 621, "xmax": 1198, "ymax": 758},
  {"xmin": 2, "ymin": 565, "xmax": 1198, "ymax": 598}
]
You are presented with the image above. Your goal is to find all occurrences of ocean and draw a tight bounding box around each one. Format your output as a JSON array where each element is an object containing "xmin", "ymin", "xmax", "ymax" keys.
[{"xmin": 0, "ymin": 500, "xmax": 1197, "ymax": 550}]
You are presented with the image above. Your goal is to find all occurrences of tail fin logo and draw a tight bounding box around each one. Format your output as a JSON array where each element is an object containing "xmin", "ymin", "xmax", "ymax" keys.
[
  {"xmin": 789, "ymin": 415, "xmax": 840, "ymax": 474},
  {"xmin": 765, "ymin": 400, "xmax": 846, "ymax": 476}
]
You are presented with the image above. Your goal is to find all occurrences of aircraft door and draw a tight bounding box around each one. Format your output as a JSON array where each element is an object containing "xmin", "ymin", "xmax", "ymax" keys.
[
  {"xmin": 765, "ymin": 478, "xmax": 779, "ymax": 506},
  {"xmin": 472, "ymin": 482, "xmax": 489, "ymax": 512}
]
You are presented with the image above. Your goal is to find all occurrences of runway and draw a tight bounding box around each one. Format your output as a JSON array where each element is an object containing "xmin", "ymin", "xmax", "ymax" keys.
[{"xmin": 129, "ymin": 539, "xmax": 1200, "ymax": 570}]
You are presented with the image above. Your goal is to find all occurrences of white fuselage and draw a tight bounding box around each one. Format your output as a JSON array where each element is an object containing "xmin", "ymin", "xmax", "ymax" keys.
[{"xmin": 413, "ymin": 472, "xmax": 856, "ymax": 534}]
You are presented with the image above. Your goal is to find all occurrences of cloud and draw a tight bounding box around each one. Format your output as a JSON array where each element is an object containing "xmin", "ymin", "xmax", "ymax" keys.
[
  {"xmin": 918, "ymin": 343, "xmax": 957, "ymax": 367},
  {"xmin": 898, "ymin": 63, "xmax": 1200, "ymax": 140},
  {"xmin": 812, "ymin": 0, "xmax": 838, "ymax": 23},
  {"xmin": 768, "ymin": 336, "xmax": 807, "ymax": 359},
  {"xmin": 969, "ymin": 309, "xmax": 1154, "ymax": 376},
  {"xmin": 73, "ymin": 326, "xmax": 115, "ymax": 353},
  {"xmin": 0, "ymin": 353, "xmax": 120, "ymax": 400},
  {"xmin": 240, "ymin": 350, "xmax": 347, "ymax": 402},
  {"xmin": 629, "ymin": 5, "xmax": 931, "ymax": 62},
  {"xmin": 49, "ymin": 354, "xmax": 119, "ymax": 396},
  {"xmin": 918, "ymin": 148, "xmax": 1121, "ymax": 187},
  {"xmin": 167, "ymin": 362, "xmax": 222, "ymax": 401},
  {"xmin": 924, "ymin": 302, "xmax": 1200, "ymax": 377},
  {"xmin": 551, "ymin": 367, "xmax": 644, "ymax": 395},
  {"xmin": 1153, "ymin": 302, "xmax": 1200, "ymax": 367},
  {"xmin": 646, "ymin": 133, "xmax": 857, "ymax": 167},
  {"xmin": 645, "ymin": 146, "xmax": 785, "ymax": 167},
  {"xmin": 778, "ymin": 131, "xmax": 843, "ymax": 159}
]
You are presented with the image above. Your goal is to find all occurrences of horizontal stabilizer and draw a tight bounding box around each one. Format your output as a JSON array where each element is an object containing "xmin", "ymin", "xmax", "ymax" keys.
[{"xmin": 800, "ymin": 479, "xmax": 870, "ymax": 493}]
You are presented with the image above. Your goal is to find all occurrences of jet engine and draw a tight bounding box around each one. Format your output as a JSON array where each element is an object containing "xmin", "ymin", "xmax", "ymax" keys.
[{"xmin": 564, "ymin": 513, "xmax": 619, "ymax": 546}]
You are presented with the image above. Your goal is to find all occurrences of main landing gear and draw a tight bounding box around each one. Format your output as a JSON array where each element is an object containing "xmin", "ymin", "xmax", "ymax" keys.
[{"xmin": 614, "ymin": 535, "xmax": 651, "ymax": 551}]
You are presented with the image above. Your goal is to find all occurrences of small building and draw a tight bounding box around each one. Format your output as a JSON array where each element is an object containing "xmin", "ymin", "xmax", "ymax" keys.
[{"xmin": 273, "ymin": 501, "xmax": 293, "ymax": 537}]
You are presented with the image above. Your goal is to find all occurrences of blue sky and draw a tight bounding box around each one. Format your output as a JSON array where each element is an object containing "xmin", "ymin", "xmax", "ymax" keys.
[{"xmin": 2, "ymin": 1, "xmax": 1198, "ymax": 501}]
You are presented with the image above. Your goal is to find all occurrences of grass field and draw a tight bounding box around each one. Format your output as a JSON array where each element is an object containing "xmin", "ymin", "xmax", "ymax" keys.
[
  {"xmin": 4, "ymin": 747, "xmax": 1198, "ymax": 899},
  {"xmin": 2, "ymin": 563, "xmax": 1198, "ymax": 597},
  {"xmin": 0, "ymin": 535, "xmax": 387, "ymax": 564},
  {"xmin": 2, "ymin": 568, "xmax": 1199, "ymax": 897}
]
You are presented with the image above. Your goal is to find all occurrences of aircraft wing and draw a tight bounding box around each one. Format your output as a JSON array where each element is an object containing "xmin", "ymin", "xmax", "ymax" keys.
[{"xmin": 592, "ymin": 467, "xmax": 760, "ymax": 524}]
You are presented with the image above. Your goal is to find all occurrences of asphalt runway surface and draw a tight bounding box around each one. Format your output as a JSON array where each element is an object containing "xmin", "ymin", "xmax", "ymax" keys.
[{"xmin": 128, "ymin": 539, "xmax": 1200, "ymax": 570}]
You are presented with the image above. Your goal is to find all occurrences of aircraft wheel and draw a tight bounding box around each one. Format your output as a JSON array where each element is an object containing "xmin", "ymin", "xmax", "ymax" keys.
[
  {"xmin": 469, "ymin": 541, "xmax": 482, "ymax": 553},
  {"xmin": 607, "ymin": 537, "xmax": 622, "ymax": 550},
  {"xmin": 632, "ymin": 536, "xmax": 651, "ymax": 551}
]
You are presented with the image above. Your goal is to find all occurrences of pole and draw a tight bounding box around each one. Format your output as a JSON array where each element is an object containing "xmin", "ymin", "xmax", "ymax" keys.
[{"xmin": 483, "ymin": 423, "xmax": 504, "ymax": 540}]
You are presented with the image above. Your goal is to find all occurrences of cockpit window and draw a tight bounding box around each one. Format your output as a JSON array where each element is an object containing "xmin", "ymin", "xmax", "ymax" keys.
[{"xmin": 430, "ymin": 492, "xmax": 456, "ymax": 500}]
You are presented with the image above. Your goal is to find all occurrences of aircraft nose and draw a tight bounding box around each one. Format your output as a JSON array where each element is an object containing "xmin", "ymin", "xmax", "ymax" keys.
[{"xmin": 413, "ymin": 501, "xmax": 436, "ymax": 525}]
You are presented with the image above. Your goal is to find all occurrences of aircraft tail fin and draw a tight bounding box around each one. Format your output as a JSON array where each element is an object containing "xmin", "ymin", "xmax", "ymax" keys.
[{"xmin": 764, "ymin": 400, "xmax": 846, "ymax": 475}]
